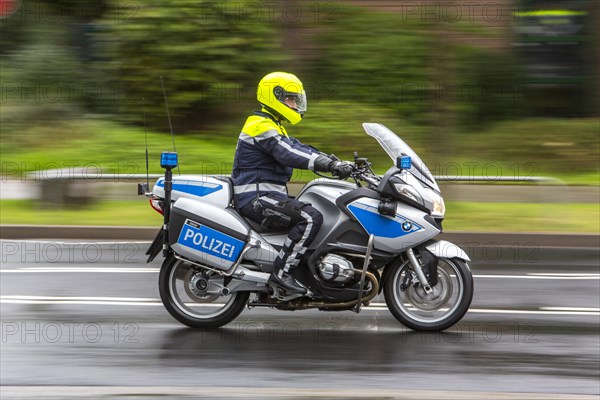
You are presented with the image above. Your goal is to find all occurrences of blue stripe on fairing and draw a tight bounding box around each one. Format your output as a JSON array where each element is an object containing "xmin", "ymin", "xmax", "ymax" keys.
[
  {"xmin": 347, "ymin": 203, "xmax": 422, "ymax": 239},
  {"xmin": 157, "ymin": 179, "xmax": 223, "ymax": 197}
]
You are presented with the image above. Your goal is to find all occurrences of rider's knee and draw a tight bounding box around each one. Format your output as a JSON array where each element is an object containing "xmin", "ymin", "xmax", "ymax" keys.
[{"xmin": 303, "ymin": 207, "xmax": 323, "ymax": 228}]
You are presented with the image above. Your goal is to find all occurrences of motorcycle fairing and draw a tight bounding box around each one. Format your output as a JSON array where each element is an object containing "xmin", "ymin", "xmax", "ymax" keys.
[
  {"xmin": 156, "ymin": 178, "xmax": 223, "ymax": 197},
  {"xmin": 153, "ymin": 175, "xmax": 231, "ymax": 207},
  {"xmin": 346, "ymin": 201, "xmax": 423, "ymax": 238},
  {"xmin": 346, "ymin": 197, "xmax": 439, "ymax": 253}
]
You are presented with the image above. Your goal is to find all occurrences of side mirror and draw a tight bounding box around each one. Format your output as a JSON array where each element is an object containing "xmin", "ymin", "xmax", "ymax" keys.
[{"xmin": 396, "ymin": 155, "xmax": 411, "ymax": 170}]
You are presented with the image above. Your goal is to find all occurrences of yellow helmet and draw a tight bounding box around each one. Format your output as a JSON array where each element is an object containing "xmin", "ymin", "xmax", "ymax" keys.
[{"xmin": 256, "ymin": 72, "xmax": 307, "ymax": 125}]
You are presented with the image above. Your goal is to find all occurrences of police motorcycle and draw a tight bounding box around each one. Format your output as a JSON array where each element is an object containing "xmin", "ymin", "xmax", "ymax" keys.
[{"xmin": 140, "ymin": 123, "xmax": 473, "ymax": 331}]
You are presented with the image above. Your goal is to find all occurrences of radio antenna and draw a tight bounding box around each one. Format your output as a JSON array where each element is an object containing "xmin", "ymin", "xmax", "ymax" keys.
[
  {"xmin": 143, "ymin": 100, "xmax": 150, "ymax": 188},
  {"xmin": 160, "ymin": 76, "xmax": 180, "ymax": 175}
]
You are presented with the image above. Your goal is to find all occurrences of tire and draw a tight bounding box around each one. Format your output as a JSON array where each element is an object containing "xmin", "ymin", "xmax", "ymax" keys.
[
  {"xmin": 159, "ymin": 255, "xmax": 249, "ymax": 329},
  {"xmin": 384, "ymin": 257, "xmax": 473, "ymax": 331}
]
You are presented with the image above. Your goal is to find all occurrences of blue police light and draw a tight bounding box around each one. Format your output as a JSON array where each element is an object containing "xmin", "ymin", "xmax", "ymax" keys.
[
  {"xmin": 160, "ymin": 152, "xmax": 178, "ymax": 169},
  {"xmin": 397, "ymin": 155, "xmax": 412, "ymax": 170}
]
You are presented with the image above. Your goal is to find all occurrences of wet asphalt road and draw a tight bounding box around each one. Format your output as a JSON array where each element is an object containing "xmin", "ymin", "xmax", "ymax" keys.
[{"xmin": 0, "ymin": 240, "xmax": 598, "ymax": 399}]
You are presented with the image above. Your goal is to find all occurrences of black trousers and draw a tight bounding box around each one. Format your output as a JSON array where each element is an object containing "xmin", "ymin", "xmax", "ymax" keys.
[{"xmin": 239, "ymin": 193, "xmax": 323, "ymax": 276}]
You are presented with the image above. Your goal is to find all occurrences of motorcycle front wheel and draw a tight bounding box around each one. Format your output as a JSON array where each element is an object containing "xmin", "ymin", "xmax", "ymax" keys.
[
  {"xmin": 159, "ymin": 255, "xmax": 249, "ymax": 329},
  {"xmin": 384, "ymin": 257, "xmax": 473, "ymax": 331}
]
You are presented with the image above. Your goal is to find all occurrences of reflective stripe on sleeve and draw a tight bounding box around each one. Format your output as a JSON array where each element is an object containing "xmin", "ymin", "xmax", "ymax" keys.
[
  {"xmin": 253, "ymin": 129, "xmax": 281, "ymax": 141},
  {"xmin": 308, "ymin": 153, "xmax": 320, "ymax": 170},
  {"xmin": 276, "ymin": 137, "xmax": 314, "ymax": 162},
  {"xmin": 238, "ymin": 132, "xmax": 255, "ymax": 143}
]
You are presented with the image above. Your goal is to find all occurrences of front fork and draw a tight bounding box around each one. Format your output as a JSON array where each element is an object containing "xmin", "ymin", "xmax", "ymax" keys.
[{"xmin": 405, "ymin": 248, "xmax": 433, "ymax": 294}]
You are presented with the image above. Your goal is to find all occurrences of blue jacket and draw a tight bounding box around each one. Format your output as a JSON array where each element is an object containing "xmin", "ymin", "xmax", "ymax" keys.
[{"xmin": 232, "ymin": 110, "xmax": 321, "ymax": 209}]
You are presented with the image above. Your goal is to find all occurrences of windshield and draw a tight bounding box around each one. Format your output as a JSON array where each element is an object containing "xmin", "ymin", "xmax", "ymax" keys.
[{"xmin": 362, "ymin": 123, "xmax": 439, "ymax": 191}]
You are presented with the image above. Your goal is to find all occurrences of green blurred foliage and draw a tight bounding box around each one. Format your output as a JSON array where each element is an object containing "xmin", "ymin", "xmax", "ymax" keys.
[
  {"xmin": 2, "ymin": 198, "xmax": 598, "ymax": 232},
  {"xmin": 310, "ymin": 7, "xmax": 521, "ymax": 131},
  {"xmin": 1, "ymin": 42, "xmax": 84, "ymax": 134},
  {"xmin": 311, "ymin": 8, "xmax": 433, "ymax": 125},
  {"xmin": 0, "ymin": 118, "xmax": 238, "ymax": 175},
  {"xmin": 292, "ymin": 101, "xmax": 426, "ymax": 161},
  {"xmin": 92, "ymin": 0, "xmax": 284, "ymax": 130},
  {"xmin": 451, "ymin": 44, "xmax": 523, "ymax": 131},
  {"xmin": 2, "ymin": 115, "xmax": 597, "ymax": 184},
  {"xmin": 0, "ymin": 1, "xmax": 107, "ymax": 54},
  {"xmin": 463, "ymin": 118, "xmax": 600, "ymax": 173},
  {"xmin": 0, "ymin": 1, "xmax": 109, "ymax": 136},
  {"xmin": 0, "ymin": 1, "xmax": 598, "ymax": 183}
]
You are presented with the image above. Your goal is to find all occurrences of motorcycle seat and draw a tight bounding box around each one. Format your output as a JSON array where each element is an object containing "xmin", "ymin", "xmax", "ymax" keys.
[{"xmin": 214, "ymin": 175, "xmax": 288, "ymax": 234}]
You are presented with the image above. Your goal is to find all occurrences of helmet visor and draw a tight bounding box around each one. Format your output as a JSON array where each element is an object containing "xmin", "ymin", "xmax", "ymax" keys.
[
  {"xmin": 293, "ymin": 90, "xmax": 307, "ymax": 114},
  {"xmin": 279, "ymin": 89, "xmax": 307, "ymax": 115}
]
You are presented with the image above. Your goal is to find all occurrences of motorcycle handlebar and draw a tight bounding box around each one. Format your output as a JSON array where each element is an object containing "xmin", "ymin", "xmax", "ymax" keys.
[
  {"xmin": 315, "ymin": 156, "xmax": 380, "ymax": 188},
  {"xmin": 349, "ymin": 161, "xmax": 380, "ymax": 188}
]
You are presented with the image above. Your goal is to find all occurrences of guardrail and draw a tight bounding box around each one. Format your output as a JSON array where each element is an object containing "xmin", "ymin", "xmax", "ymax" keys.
[
  {"xmin": 434, "ymin": 176, "xmax": 558, "ymax": 183},
  {"xmin": 12, "ymin": 170, "xmax": 561, "ymax": 207},
  {"xmin": 25, "ymin": 171, "xmax": 559, "ymax": 182}
]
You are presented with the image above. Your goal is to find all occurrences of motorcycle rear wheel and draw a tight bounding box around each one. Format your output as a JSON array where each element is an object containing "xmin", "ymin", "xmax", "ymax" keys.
[
  {"xmin": 384, "ymin": 257, "xmax": 473, "ymax": 331},
  {"xmin": 159, "ymin": 255, "xmax": 249, "ymax": 329}
]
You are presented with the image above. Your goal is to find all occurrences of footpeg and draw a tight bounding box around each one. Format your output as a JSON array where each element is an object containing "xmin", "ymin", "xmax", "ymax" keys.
[
  {"xmin": 272, "ymin": 286, "xmax": 287, "ymax": 301},
  {"xmin": 268, "ymin": 272, "xmax": 308, "ymax": 295},
  {"xmin": 269, "ymin": 284, "xmax": 312, "ymax": 301}
]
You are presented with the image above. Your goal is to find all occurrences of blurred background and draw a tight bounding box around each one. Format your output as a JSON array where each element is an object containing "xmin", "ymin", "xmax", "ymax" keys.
[
  {"xmin": 1, "ymin": 0, "xmax": 598, "ymax": 232},
  {"xmin": 1, "ymin": 3, "xmax": 599, "ymax": 399}
]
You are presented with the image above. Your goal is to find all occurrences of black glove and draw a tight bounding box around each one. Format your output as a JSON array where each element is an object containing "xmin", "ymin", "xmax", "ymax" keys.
[
  {"xmin": 314, "ymin": 155, "xmax": 353, "ymax": 179},
  {"xmin": 314, "ymin": 155, "xmax": 334, "ymax": 172},
  {"xmin": 330, "ymin": 161, "xmax": 353, "ymax": 179}
]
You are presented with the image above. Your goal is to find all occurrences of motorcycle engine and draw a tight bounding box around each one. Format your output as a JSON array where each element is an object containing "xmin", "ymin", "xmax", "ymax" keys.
[{"xmin": 317, "ymin": 254, "xmax": 355, "ymax": 284}]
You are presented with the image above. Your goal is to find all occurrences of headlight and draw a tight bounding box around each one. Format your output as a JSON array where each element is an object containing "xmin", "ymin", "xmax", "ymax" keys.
[
  {"xmin": 432, "ymin": 195, "xmax": 446, "ymax": 217},
  {"xmin": 393, "ymin": 183, "xmax": 424, "ymax": 206}
]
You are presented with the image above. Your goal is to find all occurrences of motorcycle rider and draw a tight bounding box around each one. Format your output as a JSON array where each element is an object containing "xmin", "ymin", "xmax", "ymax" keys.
[{"xmin": 232, "ymin": 72, "xmax": 353, "ymax": 295}]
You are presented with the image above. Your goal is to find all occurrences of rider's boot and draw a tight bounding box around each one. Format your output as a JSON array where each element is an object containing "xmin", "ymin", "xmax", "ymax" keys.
[{"xmin": 268, "ymin": 266, "xmax": 307, "ymax": 295}]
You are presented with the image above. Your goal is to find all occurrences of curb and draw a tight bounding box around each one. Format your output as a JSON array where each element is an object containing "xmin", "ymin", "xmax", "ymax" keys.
[
  {"xmin": 1, "ymin": 225, "xmax": 598, "ymax": 248},
  {"xmin": 0, "ymin": 225, "xmax": 160, "ymax": 241}
]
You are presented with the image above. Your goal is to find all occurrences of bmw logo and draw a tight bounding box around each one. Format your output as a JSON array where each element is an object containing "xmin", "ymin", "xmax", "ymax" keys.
[{"xmin": 402, "ymin": 221, "xmax": 413, "ymax": 231}]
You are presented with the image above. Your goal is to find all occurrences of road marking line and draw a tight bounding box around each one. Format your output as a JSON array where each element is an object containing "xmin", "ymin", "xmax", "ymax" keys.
[
  {"xmin": 2, "ymin": 299, "xmax": 598, "ymax": 315},
  {"xmin": 2, "ymin": 296, "xmax": 599, "ymax": 316},
  {"xmin": 2, "ymin": 295, "xmax": 157, "ymax": 301},
  {"xmin": 0, "ymin": 296, "xmax": 227, "ymax": 308},
  {"xmin": 0, "ymin": 299, "xmax": 228, "ymax": 307},
  {"xmin": 541, "ymin": 307, "xmax": 600, "ymax": 312},
  {"xmin": 366, "ymin": 303, "xmax": 600, "ymax": 315},
  {"xmin": 467, "ymin": 308, "xmax": 600, "ymax": 316},
  {"xmin": 2, "ymin": 386, "xmax": 598, "ymax": 399},
  {"xmin": 2, "ymin": 268, "xmax": 599, "ymax": 281},
  {"xmin": 1, "ymin": 299, "xmax": 163, "ymax": 306},
  {"xmin": 473, "ymin": 275, "xmax": 599, "ymax": 280},
  {"xmin": 1, "ymin": 268, "xmax": 159, "ymax": 273},
  {"xmin": 528, "ymin": 273, "xmax": 600, "ymax": 277}
]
